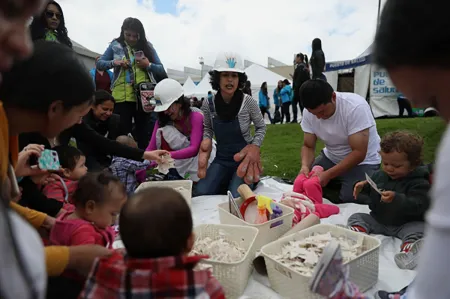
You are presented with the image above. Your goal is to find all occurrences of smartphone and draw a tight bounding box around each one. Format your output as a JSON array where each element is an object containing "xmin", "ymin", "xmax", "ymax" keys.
[
  {"xmin": 38, "ymin": 149, "xmax": 61, "ymax": 171},
  {"xmin": 135, "ymin": 51, "xmax": 144, "ymax": 60}
]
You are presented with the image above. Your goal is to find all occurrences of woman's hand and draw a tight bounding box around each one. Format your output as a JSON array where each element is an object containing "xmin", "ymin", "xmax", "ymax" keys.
[
  {"xmin": 68, "ymin": 245, "xmax": 113, "ymax": 276},
  {"xmin": 113, "ymin": 59, "xmax": 129, "ymax": 68},
  {"xmin": 234, "ymin": 144, "xmax": 262, "ymax": 184},
  {"xmin": 31, "ymin": 173, "xmax": 60, "ymax": 186},
  {"xmin": 15, "ymin": 144, "xmax": 46, "ymax": 177},
  {"xmin": 143, "ymin": 150, "xmax": 170, "ymax": 163},
  {"xmin": 137, "ymin": 57, "xmax": 150, "ymax": 69},
  {"xmin": 197, "ymin": 139, "xmax": 213, "ymax": 179}
]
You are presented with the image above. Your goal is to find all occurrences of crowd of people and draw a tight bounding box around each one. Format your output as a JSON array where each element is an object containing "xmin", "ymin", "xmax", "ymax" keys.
[{"xmin": 0, "ymin": 0, "xmax": 447, "ymax": 298}]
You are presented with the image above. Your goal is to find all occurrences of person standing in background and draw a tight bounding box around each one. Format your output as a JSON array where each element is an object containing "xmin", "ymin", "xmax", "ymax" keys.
[
  {"xmin": 243, "ymin": 80, "xmax": 252, "ymax": 96},
  {"xmin": 259, "ymin": 82, "xmax": 273, "ymax": 124},
  {"xmin": 280, "ymin": 79, "xmax": 292, "ymax": 123},
  {"xmin": 97, "ymin": 17, "xmax": 168, "ymax": 149},
  {"xmin": 90, "ymin": 57, "xmax": 113, "ymax": 94},
  {"xmin": 273, "ymin": 80, "xmax": 283, "ymax": 123},
  {"xmin": 30, "ymin": 1, "xmax": 72, "ymax": 48},
  {"xmin": 310, "ymin": 38, "xmax": 326, "ymax": 81},
  {"xmin": 292, "ymin": 53, "xmax": 311, "ymax": 123}
]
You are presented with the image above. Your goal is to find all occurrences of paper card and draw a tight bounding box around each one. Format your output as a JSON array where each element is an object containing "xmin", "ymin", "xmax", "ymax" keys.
[
  {"xmin": 365, "ymin": 173, "xmax": 382, "ymax": 195},
  {"xmin": 228, "ymin": 191, "xmax": 244, "ymax": 220}
]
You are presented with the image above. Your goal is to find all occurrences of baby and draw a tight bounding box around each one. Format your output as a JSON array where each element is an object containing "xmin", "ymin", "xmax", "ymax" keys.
[
  {"xmin": 42, "ymin": 145, "xmax": 87, "ymax": 207},
  {"xmin": 79, "ymin": 187, "xmax": 225, "ymax": 299},
  {"xmin": 48, "ymin": 172, "xmax": 127, "ymax": 299},
  {"xmin": 347, "ymin": 131, "xmax": 431, "ymax": 270},
  {"xmin": 281, "ymin": 165, "xmax": 339, "ymax": 225},
  {"xmin": 109, "ymin": 135, "xmax": 151, "ymax": 195}
]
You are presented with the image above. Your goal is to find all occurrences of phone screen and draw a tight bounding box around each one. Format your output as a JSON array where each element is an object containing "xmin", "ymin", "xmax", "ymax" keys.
[{"xmin": 135, "ymin": 51, "xmax": 144, "ymax": 59}]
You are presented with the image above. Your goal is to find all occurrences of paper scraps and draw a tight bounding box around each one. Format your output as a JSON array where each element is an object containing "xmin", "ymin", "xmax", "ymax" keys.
[
  {"xmin": 156, "ymin": 154, "xmax": 175, "ymax": 174},
  {"xmin": 269, "ymin": 232, "xmax": 364, "ymax": 276},
  {"xmin": 191, "ymin": 237, "xmax": 246, "ymax": 263}
]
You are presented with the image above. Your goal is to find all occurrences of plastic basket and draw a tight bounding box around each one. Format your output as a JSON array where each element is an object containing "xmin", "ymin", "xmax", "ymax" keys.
[
  {"xmin": 218, "ymin": 198, "xmax": 294, "ymax": 250},
  {"xmin": 193, "ymin": 224, "xmax": 259, "ymax": 299},
  {"xmin": 261, "ymin": 224, "xmax": 381, "ymax": 299},
  {"xmin": 135, "ymin": 180, "xmax": 192, "ymax": 206}
]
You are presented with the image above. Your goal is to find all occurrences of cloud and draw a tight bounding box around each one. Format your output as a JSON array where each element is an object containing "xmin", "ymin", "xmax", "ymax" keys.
[{"xmin": 58, "ymin": 0, "xmax": 385, "ymax": 70}]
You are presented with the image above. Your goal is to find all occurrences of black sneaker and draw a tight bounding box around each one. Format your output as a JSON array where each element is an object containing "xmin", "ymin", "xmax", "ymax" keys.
[{"xmin": 375, "ymin": 285, "xmax": 408, "ymax": 299}]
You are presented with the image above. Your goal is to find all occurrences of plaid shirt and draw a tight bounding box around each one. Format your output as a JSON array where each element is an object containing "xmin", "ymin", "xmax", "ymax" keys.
[
  {"xmin": 79, "ymin": 252, "xmax": 225, "ymax": 299},
  {"xmin": 109, "ymin": 157, "xmax": 150, "ymax": 194}
]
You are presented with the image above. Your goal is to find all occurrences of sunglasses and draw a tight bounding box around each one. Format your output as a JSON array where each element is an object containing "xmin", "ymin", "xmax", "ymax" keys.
[{"xmin": 45, "ymin": 11, "xmax": 61, "ymax": 19}]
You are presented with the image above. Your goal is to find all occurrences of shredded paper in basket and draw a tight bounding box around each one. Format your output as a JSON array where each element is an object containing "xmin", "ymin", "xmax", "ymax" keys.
[
  {"xmin": 191, "ymin": 237, "xmax": 246, "ymax": 263},
  {"xmin": 156, "ymin": 154, "xmax": 175, "ymax": 174},
  {"xmin": 269, "ymin": 232, "xmax": 364, "ymax": 276}
]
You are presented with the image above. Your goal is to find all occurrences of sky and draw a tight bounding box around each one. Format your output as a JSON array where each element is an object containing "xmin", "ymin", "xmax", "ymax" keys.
[{"xmin": 58, "ymin": 0, "xmax": 386, "ymax": 71}]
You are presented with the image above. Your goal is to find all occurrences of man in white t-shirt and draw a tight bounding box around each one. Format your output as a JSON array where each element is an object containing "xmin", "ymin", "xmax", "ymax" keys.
[{"xmin": 299, "ymin": 79, "xmax": 381, "ymax": 203}]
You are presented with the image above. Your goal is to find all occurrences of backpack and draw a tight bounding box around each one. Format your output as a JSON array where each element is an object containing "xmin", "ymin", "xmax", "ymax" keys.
[{"xmin": 273, "ymin": 109, "xmax": 281, "ymax": 124}]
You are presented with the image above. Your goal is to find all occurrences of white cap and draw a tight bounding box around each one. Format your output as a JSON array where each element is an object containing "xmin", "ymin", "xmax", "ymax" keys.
[
  {"xmin": 153, "ymin": 78, "xmax": 184, "ymax": 112},
  {"xmin": 213, "ymin": 52, "xmax": 245, "ymax": 73}
]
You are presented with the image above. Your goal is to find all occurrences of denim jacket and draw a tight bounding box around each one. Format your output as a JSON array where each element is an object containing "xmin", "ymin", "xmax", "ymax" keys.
[{"xmin": 96, "ymin": 40, "xmax": 167, "ymax": 87}]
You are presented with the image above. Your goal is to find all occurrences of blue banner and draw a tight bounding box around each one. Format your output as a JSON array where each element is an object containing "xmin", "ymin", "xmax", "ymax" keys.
[{"xmin": 325, "ymin": 55, "xmax": 371, "ymax": 72}]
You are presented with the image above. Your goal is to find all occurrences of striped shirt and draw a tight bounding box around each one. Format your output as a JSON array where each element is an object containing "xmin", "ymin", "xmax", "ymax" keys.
[{"xmin": 201, "ymin": 93, "xmax": 266, "ymax": 147}]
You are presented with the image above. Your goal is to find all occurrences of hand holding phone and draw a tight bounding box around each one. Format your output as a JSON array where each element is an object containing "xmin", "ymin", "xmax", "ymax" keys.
[{"xmin": 135, "ymin": 51, "xmax": 144, "ymax": 60}]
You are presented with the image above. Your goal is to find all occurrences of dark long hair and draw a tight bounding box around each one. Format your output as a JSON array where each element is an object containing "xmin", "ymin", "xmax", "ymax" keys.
[
  {"xmin": 299, "ymin": 53, "xmax": 309, "ymax": 68},
  {"xmin": 158, "ymin": 96, "xmax": 192, "ymax": 130},
  {"xmin": 115, "ymin": 18, "xmax": 155, "ymax": 63},
  {"xmin": 29, "ymin": 1, "xmax": 72, "ymax": 48},
  {"xmin": 260, "ymin": 82, "xmax": 268, "ymax": 97}
]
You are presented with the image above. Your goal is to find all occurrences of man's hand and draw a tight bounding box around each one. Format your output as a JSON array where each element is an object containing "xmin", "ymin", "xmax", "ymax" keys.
[
  {"xmin": 234, "ymin": 144, "xmax": 262, "ymax": 184},
  {"xmin": 15, "ymin": 144, "xmax": 47, "ymax": 177},
  {"xmin": 68, "ymin": 245, "xmax": 113, "ymax": 276},
  {"xmin": 314, "ymin": 171, "xmax": 331, "ymax": 187},
  {"xmin": 353, "ymin": 180, "xmax": 368, "ymax": 199},
  {"xmin": 299, "ymin": 165, "xmax": 310, "ymax": 177},
  {"xmin": 381, "ymin": 191, "xmax": 395, "ymax": 203},
  {"xmin": 197, "ymin": 139, "xmax": 213, "ymax": 179},
  {"xmin": 143, "ymin": 150, "xmax": 170, "ymax": 163},
  {"xmin": 42, "ymin": 215, "xmax": 56, "ymax": 231}
]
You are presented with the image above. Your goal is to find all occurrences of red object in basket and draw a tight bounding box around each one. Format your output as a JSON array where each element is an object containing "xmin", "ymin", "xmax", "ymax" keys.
[{"xmin": 240, "ymin": 196, "xmax": 269, "ymax": 222}]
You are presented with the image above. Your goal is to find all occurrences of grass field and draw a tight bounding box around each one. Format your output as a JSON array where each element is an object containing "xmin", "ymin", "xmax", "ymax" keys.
[{"xmin": 260, "ymin": 117, "xmax": 446, "ymax": 180}]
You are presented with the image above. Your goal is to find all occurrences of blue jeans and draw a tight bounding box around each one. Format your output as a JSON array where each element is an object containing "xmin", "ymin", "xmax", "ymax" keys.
[{"xmin": 193, "ymin": 162, "xmax": 246, "ymax": 198}]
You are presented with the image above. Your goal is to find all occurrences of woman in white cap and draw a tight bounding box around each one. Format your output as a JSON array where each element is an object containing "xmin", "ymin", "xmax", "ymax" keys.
[
  {"xmin": 195, "ymin": 52, "xmax": 266, "ymax": 197},
  {"xmin": 139, "ymin": 78, "xmax": 214, "ymax": 182}
]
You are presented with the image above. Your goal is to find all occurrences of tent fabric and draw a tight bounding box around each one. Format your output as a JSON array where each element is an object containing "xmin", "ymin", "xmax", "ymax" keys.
[
  {"xmin": 194, "ymin": 73, "xmax": 213, "ymax": 98},
  {"xmin": 183, "ymin": 77, "xmax": 197, "ymax": 96}
]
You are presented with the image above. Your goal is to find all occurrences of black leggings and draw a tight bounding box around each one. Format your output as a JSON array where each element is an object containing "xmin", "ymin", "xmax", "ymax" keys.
[
  {"xmin": 281, "ymin": 102, "xmax": 291, "ymax": 123},
  {"xmin": 397, "ymin": 98, "xmax": 413, "ymax": 117},
  {"xmin": 114, "ymin": 102, "xmax": 156, "ymax": 149},
  {"xmin": 260, "ymin": 106, "xmax": 273, "ymax": 123},
  {"xmin": 292, "ymin": 94, "xmax": 304, "ymax": 121}
]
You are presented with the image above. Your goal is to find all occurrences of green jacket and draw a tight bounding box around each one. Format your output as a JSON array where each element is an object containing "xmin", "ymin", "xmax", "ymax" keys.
[{"xmin": 357, "ymin": 166, "xmax": 431, "ymax": 226}]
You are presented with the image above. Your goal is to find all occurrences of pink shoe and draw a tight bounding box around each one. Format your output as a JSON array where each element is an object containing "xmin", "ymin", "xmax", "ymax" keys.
[{"xmin": 311, "ymin": 166, "xmax": 324, "ymax": 176}]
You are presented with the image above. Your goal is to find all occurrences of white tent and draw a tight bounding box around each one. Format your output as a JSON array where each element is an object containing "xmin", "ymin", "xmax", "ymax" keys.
[
  {"xmin": 244, "ymin": 63, "xmax": 287, "ymax": 106},
  {"xmin": 324, "ymin": 44, "xmax": 399, "ymax": 118},
  {"xmin": 194, "ymin": 73, "xmax": 213, "ymax": 98},
  {"xmin": 183, "ymin": 77, "xmax": 197, "ymax": 96}
]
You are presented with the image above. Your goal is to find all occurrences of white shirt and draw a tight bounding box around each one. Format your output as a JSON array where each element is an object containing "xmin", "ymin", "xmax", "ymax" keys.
[
  {"xmin": 407, "ymin": 125, "xmax": 450, "ymax": 299},
  {"xmin": 0, "ymin": 208, "xmax": 46, "ymax": 299},
  {"xmin": 301, "ymin": 92, "xmax": 381, "ymax": 165}
]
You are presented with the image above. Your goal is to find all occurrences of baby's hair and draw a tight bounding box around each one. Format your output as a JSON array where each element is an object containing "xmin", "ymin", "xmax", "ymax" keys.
[
  {"xmin": 53, "ymin": 145, "xmax": 84, "ymax": 170},
  {"xmin": 116, "ymin": 135, "xmax": 136, "ymax": 148},
  {"xmin": 380, "ymin": 131, "xmax": 424, "ymax": 167},
  {"xmin": 120, "ymin": 187, "xmax": 192, "ymax": 259},
  {"xmin": 72, "ymin": 172, "xmax": 126, "ymax": 208}
]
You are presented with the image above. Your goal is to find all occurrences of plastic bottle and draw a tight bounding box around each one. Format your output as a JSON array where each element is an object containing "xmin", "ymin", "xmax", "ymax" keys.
[{"xmin": 255, "ymin": 195, "xmax": 273, "ymax": 224}]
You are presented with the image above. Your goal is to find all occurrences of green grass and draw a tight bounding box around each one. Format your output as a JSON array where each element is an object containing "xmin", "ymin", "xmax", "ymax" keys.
[{"xmin": 260, "ymin": 117, "xmax": 446, "ymax": 180}]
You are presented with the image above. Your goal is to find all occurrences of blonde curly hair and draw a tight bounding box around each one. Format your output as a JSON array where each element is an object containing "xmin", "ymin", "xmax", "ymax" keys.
[{"xmin": 380, "ymin": 130, "xmax": 424, "ymax": 167}]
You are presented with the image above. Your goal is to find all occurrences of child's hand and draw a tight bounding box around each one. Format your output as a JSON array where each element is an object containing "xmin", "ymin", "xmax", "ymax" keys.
[
  {"xmin": 381, "ymin": 191, "xmax": 395, "ymax": 203},
  {"xmin": 353, "ymin": 180, "xmax": 368, "ymax": 199}
]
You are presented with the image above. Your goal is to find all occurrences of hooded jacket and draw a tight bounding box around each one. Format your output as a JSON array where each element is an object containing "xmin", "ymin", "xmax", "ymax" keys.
[
  {"xmin": 357, "ymin": 166, "xmax": 431, "ymax": 226},
  {"xmin": 310, "ymin": 38, "xmax": 326, "ymax": 79}
]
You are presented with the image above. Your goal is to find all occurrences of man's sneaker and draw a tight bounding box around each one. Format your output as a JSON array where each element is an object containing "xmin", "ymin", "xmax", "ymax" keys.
[
  {"xmin": 394, "ymin": 239, "xmax": 423, "ymax": 270},
  {"xmin": 309, "ymin": 240, "xmax": 345, "ymax": 297},
  {"xmin": 336, "ymin": 224, "xmax": 367, "ymax": 233},
  {"xmin": 375, "ymin": 285, "xmax": 408, "ymax": 299}
]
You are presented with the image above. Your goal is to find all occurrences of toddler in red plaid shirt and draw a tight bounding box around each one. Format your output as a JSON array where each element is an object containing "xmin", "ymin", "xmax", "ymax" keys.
[
  {"xmin": 79, "ymin": 187, "xmax": 226, "ymax": 299},
  {"xmin": 48, "ymin": 172, "xmax": 127, "ymax": 299}
]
